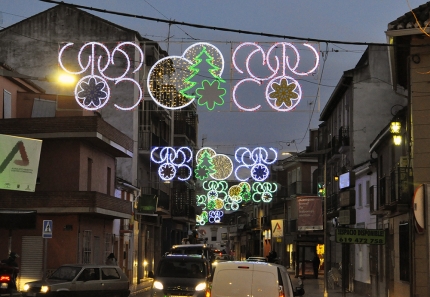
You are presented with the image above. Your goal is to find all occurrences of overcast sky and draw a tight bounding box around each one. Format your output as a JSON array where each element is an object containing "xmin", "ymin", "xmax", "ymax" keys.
[{"xmin": 0, "ymin": 0, "xmax": 424, "ymax": 155}]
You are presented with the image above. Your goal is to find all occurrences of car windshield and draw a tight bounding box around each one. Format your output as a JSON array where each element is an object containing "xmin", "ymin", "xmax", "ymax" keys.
[
  {"xmin": 158, "ymin": 260, "xmax": 206, "ymax": 278},
  {"xmin": 49, "ymin": 266, "xmax": 82, "ymax": 281}
]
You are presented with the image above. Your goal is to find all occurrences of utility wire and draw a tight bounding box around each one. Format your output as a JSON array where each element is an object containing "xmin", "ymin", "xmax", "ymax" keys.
[{"xmin": 38, "ymin": 0, "xmax": 430, "ymax": 47}]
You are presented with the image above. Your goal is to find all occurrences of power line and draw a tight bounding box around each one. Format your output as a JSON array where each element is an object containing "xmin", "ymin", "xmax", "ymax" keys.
[{"xmin": 38, "ymin": 0, "xmax": 429, "ymax": 47}]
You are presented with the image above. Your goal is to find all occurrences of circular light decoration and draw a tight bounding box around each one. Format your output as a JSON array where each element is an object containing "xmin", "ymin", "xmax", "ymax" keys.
[
  {"xmin": 197, "ymin": 195, "xmax": 207, "ymax": 210},
  {"xmin": 252, "ymin": 182, "xmax": 278, "ymax": 203},
  {"xmin": 150, "ymin": 147, "xmax": 193, "ymax": 181},
  {"xmin": 234, "ymin": 147, "xmax": 277, "ymax": 181},
  {"xmin": 202, "ymin": 181, "xmax": 228, "ymax": 211},
  {"xmin": 195, "ymin": 147, "xmax": 233, "ymax": 181},
  {"xmin": 58, "ymin": 42, "xmax": 144, "ymax": 111},
  {"xmin": 147, "ymin": 43, "xmax": 226, "ymax": 110},
  {"xmin": 208, "ymin": 210, "xmax": 224, "ymax": 223},
  {"xmin": 232, "ymin": 42, "xmax": 319, "ymax": 112}
]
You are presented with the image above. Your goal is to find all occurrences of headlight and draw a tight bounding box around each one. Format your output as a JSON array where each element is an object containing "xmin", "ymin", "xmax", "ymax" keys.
[
  {"xmin": 153, "ymin": 280, "xmax": 163, "ymax": 290},
  {"xmin": 23, "ymin": 284, "xmax": 30, "ymax": 292},
  {"xmin": 41, "ymin": 286, "xmax": 50, "ymax": 293},
  {"xmin": 195, "ymin": 282, "xmax": 207, "ymax": 291}
]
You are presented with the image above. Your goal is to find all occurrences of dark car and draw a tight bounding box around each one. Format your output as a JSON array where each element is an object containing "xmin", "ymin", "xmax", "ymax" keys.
[
  {"xmin": 22, "ymin": 264, "xmax": 129, "ymax": 297},
  {"xmin": 151, "ymin": 255, "xmax": 211, "ymax": 297}
]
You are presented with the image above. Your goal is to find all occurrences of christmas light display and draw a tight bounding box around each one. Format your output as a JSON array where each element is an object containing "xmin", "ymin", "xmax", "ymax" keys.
[
  {"xmin": 234, "ymin": 147, "xmax": 277, "ymax": 181},
  {"xmin": 252, "ymin": 182, "xmax": 278, "ymax": 203},
  {"xmin": 147, "ymin": 43, "xmax": 226, "ymax": 110},
  {"xmin": 232, "ymin": 42, "xmax": 319, "ymax": 112},
  {"xmin": 196, "ymin": 211, "xmax": 209, "ymax": 225},
  {"xmin": 208, "ymin": 210, "xmax": 224, "ymax": 223},
  {"xmin": 150, "ymin": 147, "xmax": 193, "ymax": 181},
  {"xmin": 58, "ymin": 42, "xmax": 144, "ymax": 111},
  {"xmin": 195, "ymin": 147, "xmax": 233, "ymax": 180}
]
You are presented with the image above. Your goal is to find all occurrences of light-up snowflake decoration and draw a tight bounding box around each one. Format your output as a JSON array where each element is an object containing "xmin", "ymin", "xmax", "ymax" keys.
[
  {"xmin": 208, "ymin": 210, "xmax": 224, "ymax": 223},
  {"xmin": 195, "ymin": 147, "xmax": 233, "ymax": 180},
  {"xmin": 150, "ymin": 147, "xmax": 193, "ymax": 181},
  {"xmin": 58, "ymin": 42, "xmax": 144, "ymax": 111},
  {"xmin": 147, "ymin": 43, "xmax": 226, "ymax": 110},
  {"xmin": 235, "ymin": 147, "xmax": 277, "ymax": 181},
  {"xmin": 232, "ymin": 42, "xmax": 319, "ymax": 111},
  {"xmin": 252, "ymin": 182, "xmax": 278, "ymax": 203}
]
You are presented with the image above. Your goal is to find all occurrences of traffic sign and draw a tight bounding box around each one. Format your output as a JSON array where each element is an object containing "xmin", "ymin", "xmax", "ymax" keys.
[{"xmin": 43, "ymin": 220, "xmax": 53, "ymax": 238}]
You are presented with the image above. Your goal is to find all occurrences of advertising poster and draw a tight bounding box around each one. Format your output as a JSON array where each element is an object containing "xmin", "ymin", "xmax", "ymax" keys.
[
  {"xmin": 271, "ymin": 219, "xmax": 283, "ymax": 237},
  {"xmin": 0, "ymin": 134, "xmax": 42, "ymax": 192},
  {"xmin": 297, "ymin": 196, "xmax": 323, "ymax": 231}
]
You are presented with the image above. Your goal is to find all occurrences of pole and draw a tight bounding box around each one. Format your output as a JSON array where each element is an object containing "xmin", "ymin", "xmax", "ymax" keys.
[
  {"xmin": 323, "ymin": 155, "xmax": 328, "ymax": 297},
  {"xmin": 43, "ymin": 238, "xmax": 48, "ymax": 281}
]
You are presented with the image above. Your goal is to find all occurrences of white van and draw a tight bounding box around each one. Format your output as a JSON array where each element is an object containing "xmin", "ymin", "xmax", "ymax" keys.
[{"xmin": 209, "ymin": 261, "xmax": 304, "ymax": 297}]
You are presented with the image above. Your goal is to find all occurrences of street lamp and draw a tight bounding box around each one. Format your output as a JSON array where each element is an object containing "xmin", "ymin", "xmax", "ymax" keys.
[{"xmin": 390, "ymin": 120, "xmax": 402, "ymax": 146}]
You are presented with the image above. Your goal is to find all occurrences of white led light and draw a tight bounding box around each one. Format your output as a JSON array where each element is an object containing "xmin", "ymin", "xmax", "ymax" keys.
[
  {"xmin": 59, "ymin": 41, "xmax": 144, "ymax": 111},
  {"xmin": 150, "ymin": 147, "xmax": 192, "ymax": 181},
  {"xmin": 234, "ymin": 147, "xmax": 277, "ymax": 181}
]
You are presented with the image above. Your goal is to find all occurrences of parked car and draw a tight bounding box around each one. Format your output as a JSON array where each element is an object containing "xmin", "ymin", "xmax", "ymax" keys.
[
  {"xmin": 210, "ymin": 261, "xmax": 304, "ymax": 297},
  {"xmin": 21, "ymin": 264, "xmax": 130, "ymax": 297},
  {"xmin": 246, "ymin": 256, "xmax": 267, "ymax": 262},
  {"xmin": 151, "ymin": 254, "xmax": 211, "ymax": 297}
]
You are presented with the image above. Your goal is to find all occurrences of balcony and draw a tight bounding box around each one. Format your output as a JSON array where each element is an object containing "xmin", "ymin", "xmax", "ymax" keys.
[
  {"xmin": 327, "ymin": 136, "xmax": 341, "ymax": 163},
  {"xmin": 338, "ymin": 126, "xmax": 350, "ymax": 153},
  {"xmin": 138, "ymin": 130, "xmax": 169, "ymax": 152},
  {"xmin": 326, "ymin": 193, "xmax": 339, "ymax": 219},
  {"xmin": 0, "ymin": 190, "xmax": 132, "ymax": 219},
  {"xmin": 174, "ymin": 122, "xmax": 197, "ymax": 144}
]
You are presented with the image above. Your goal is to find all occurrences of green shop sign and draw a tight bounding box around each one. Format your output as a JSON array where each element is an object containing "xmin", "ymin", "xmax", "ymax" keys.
[{"xmin": 335, "ymin": 228, "xmax": 385, "ymax": 245}]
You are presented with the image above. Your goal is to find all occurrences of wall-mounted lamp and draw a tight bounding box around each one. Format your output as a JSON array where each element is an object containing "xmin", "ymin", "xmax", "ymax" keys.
[
  {"xmin": 390, "ymin": 120, "xmax": 402, "ymax": 146},
  {"xmin": 264, "ymin": 230, "xmax": 271, "ymax": 242},
  {"xmin": 334, "ymin": 175, "xmax": 339, "ymax": 182}
]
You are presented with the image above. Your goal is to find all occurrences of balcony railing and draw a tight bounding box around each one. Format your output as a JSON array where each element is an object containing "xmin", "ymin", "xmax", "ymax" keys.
[
  {"xmin": 339, "ymin": 126, "xmax": 350, "ymax": 147},
  {"xmin": 326, "ymin": 193, "xmax": 338, "ymax": 213},
  {"xmin": 174, "ymin": 122, "xmax": 197, "ymax": 143}
]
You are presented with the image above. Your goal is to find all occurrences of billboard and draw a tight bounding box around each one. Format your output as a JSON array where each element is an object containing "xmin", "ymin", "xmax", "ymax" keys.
[
  {"xmin": 0, "ymin": 134, "xmax": 42, "ymax": 192},
  {"xmin": 271, "ymin": 219, "xmax": 283, "ymax": 237},
  {"xmin": 297, "ymin": 196, "xmax": 323, "ymax": 231}
]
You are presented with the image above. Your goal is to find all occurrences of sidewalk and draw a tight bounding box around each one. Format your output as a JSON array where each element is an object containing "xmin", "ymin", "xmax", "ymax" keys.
[
  {"xmin": 129, "ymin": 278, "xmax": 153, "ymax": 296},
  {"xmin": 287, "ymin": 269, "xmax": 369, "ymax": 297}
]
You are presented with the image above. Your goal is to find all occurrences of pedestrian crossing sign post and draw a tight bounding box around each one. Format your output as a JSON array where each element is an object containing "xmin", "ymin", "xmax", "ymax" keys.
[{"xmin": 43, "ymin": 220, "xmax": 53, "ymax": 238}]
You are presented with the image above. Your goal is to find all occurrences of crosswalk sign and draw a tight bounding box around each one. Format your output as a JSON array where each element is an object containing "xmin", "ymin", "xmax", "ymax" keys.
[{"xmin": 43, "ymin": 220, "xmax": 53, "ymax": 238}]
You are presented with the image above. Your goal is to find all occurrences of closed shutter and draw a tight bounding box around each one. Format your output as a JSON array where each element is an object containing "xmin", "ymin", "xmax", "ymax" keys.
[{"xmin": 19, "ymin": 236, "xmax": 43, "ymax": 291}]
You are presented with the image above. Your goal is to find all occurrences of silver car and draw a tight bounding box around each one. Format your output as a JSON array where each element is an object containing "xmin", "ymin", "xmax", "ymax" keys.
[{"xmin": 22, "ymin": 264, "xmax": 130, "ymax": 297}]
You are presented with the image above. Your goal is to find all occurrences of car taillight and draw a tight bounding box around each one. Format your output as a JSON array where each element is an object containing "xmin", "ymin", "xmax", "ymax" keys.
[
  {"xmin": 278, "ymin": 285, "xmax": 285, "ymax": 297},
  {"xmin": 205, "ymin": 288, "xmax": 211, "ymax": 297},
  {"xmin": 0, "ymin": 275, "xmax": 11, "ymax": 282}
]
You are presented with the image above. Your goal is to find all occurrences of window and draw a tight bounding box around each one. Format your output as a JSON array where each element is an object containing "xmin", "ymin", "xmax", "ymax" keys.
[
  {"xmin": 358, "ymin": 184, "xmax": 362, "ymax": 207},
  {"xmin": 365, "ymin": 180, "xmax": 370, "ymax": 206},
  {"xmin": 399, "ymin": 222, "xmax": 410, "ymax": 281},
  {"xmin": 3, "ymin": 90, "xmax": 11, "ymax": 119},
  {"xmin": 101, "ymin": 268, "xmax": 120, "ymax": 280},
  {"xmin": 107, "ymin": 167, "xmax": 111, "ymax": 195},
  {"xmin": 87, "ymin": 158, "xmax": 93, "ymax": 191},
  {"xmin": 83, "ymin": 230, "xmax": 92, "ymax": 264},
  {"xmin": 211, "ymin": 230, "xmax": 217, "ymax": 241}
]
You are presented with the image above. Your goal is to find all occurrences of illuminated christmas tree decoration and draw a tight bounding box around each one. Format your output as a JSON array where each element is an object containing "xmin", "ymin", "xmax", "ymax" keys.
[
  {"xmin": 252, "ymin": 182, "xmax": 278, "ymax": 203},
  {"xmin": 196, "ymin": 211, "xmax": 209, "ymax": 226},
  {"xmin": 232, "ymin": 42, "xmax": 319, "ymax": 112},
  {"xmin": 150, "ymin": 147, "xmax": 193, "ymax": 181},
  {"xmin": 195, "ymin": 150, "xmax": 216, "ymax": 180},
  {"xmin": 58, "ymin": 42, "xmax": 144, "ymax": 111},
  {"xmin": 195, "ymin": 148, "xmax": 233, "ymax": 180},
  {"xmin": 234, "ymin": 147, "xmax": 277, "ymax": 181},
  {"xmin": 147, "ymin": 43, "xmax": 226, "ymax": 110}
]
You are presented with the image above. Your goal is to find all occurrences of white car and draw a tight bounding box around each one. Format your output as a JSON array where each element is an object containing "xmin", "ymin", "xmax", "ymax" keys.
[{"xmin": 210, "ymin": 261, "xmax": 304, "ymax": 297}]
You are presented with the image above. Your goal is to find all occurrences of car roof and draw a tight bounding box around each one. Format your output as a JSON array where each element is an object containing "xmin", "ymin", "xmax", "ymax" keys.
[
  {"xmin": 171, "ymin": 244, "xmax": 209, "ymax": 249},
  {"xmin": 214, "ymin": 261, "xmax": 283, "ymax": 271}
]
